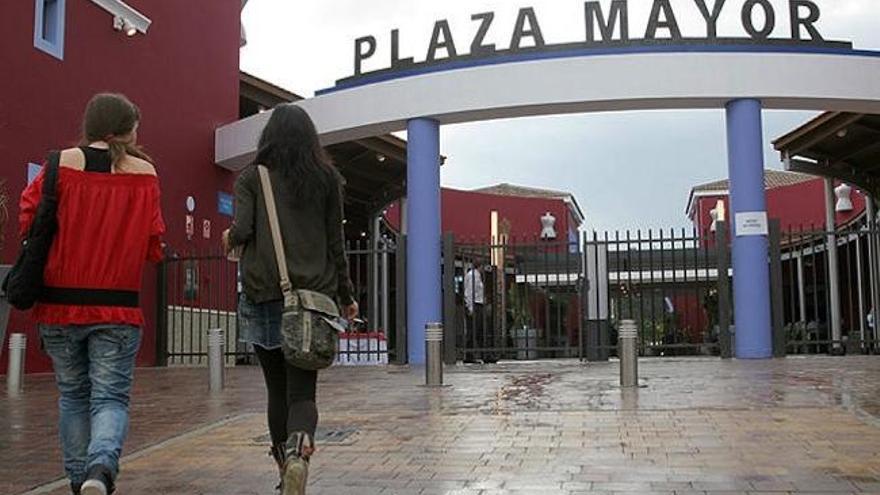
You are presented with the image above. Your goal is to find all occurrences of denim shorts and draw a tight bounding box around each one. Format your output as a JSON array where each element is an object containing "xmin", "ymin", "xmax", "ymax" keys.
[{"xmin": 237, "ymin": 294, "xmax": 283, "ymax": 350}]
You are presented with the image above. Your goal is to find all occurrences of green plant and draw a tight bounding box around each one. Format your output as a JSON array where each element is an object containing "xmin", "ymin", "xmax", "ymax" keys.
[{"xmin": 507, "ymin": 283, "xmax": 531, "ymax": 329}]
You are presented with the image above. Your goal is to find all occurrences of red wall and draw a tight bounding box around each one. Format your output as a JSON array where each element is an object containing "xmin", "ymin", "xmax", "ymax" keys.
[
  {"xmin": 386, "ymin": 188, "xmax": 579, "ymax": 244},
  {"xmin": 768, "ymin": 179, "xmax": 866, "ymax": 231},
  {"xmin": 692, "ymin": 179, "xmax": 867, "ymax": 236},
  {"xmin": 0, "ymin": 1, "xmax": 241, "ymax": 373}
]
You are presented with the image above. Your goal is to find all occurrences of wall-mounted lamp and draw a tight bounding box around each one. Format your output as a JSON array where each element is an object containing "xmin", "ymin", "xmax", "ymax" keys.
[
  {"xmin": 113, "ymin": 16, "xmax": 137, "ymax": 37},
  {"xmin": 90, "ymin": 1, "xmax": 151, "ymax": 36},
  {"xmin": 376, "ymin": 153, "xmax": 387, "ymax": 163}
]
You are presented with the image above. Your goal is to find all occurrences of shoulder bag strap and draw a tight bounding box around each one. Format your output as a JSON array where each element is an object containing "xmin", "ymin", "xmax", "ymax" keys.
[
  {"xmin": 45, "ymin": 150, "xmax": 61, "ymax": 192},
  {"xmin": 40, "ymin": 150, "xmax": 61, "ymax": 210},
  {"xmin": 257, "ymin": 165, "xmax": 295, "ymax": 304},
  {"xmin": 27, "ymin": 150, "xmax": 62, "ymax": 237}
]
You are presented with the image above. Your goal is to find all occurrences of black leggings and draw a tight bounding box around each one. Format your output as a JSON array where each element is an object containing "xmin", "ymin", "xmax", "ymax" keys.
[{"xmin": 253, "ymin": 346, "xmax": 318, "ymax": 447}]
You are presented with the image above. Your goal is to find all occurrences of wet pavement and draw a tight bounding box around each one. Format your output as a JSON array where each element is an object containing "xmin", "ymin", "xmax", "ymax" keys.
[{"xmin": 4, "ymin": 356, "xmax": 880, "ymax": 494}]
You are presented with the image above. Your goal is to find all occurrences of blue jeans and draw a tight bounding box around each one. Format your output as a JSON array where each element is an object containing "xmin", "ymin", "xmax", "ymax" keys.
[{"xmin": 40, "ymin": 324, "xmax": 141, "ymax": 486}]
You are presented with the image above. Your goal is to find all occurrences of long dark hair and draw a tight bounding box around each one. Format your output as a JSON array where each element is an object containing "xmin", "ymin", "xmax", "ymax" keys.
[
  {"xmin": 254, "ymin": 104, "xmax": 338, "ymax": 203},
  {"xmin": 80, "ymin": 93, "xmax": 153, "ymax": 166}
]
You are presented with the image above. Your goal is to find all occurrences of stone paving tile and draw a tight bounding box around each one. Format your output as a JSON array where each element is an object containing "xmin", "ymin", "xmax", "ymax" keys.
[{"xmin": 5, "ymin": 356, "xmax": 880, "ymax": 494}]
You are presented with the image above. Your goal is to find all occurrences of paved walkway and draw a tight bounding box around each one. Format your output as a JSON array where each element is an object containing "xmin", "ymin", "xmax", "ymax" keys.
[{"xmin": 3, "ymin": 357, "xmax": 880, "ymax": 494}]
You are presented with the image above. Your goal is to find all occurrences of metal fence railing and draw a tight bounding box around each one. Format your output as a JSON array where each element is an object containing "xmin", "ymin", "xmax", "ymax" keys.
[
  {"xmin": 779, "ymin": 225, "xmax": 880, "ymax": 355},
  {"xmin": 155, "ymin": 221, "xmax": 880, "ymax": 366},
  {"xmin": 583, "ymin": 229, "xmax": 721, "ymax": 359},
  {"xmin": 157, "ymin": 241, "xmax": 399, "ymax": 367},
  {"xmin": 157, "ymin": 250, "xmax": 244, "ymax": 366}
]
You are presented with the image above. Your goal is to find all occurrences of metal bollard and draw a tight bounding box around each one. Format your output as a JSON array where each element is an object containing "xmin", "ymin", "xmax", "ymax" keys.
[
  {"xmin": 618, "ymin": 320, "xmax": 638, "ymax": 388},
  {"xmin": 425, "ymin": 322, "xmax": 444, "ymax": 387},
  {"xmin": 207, "ymin": 328, "xmax": 225, "ymax": 392},
  {"xmin": 7, "ymin": 333, "xmax": 27, "ymax": 395}
]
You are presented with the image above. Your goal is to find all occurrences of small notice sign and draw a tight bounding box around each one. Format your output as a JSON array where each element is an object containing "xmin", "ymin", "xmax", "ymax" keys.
[
  {"xmin": 735, "ymin": 212, "xmax": 768, "ymax": 237},
  {"xmin": 217, "ymin": 192, "xmax": 234, "ymax": 217}
]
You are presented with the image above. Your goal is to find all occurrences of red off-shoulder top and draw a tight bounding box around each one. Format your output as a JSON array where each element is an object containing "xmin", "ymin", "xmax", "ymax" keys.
[{"xmin": 19, "ymin": 164, "xmax": 166, "ymax": 326}]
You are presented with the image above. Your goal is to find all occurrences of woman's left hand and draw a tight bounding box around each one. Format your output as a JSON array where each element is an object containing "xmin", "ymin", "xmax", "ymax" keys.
[{"xmin": 344, "ymin": 301, "xmax": 359, "ymax": 321}]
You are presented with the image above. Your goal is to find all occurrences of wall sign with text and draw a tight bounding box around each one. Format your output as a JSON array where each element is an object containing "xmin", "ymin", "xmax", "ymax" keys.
[
  {"xmin": 218, "ymin": 191, "xmax": 234, "ymax": 217},
  {"xmin": 341, "ymin": 0, "xmax": 850, "ymax": 87},
  {"xmin": 735, "ymin": 211, "xmax": 769, "ymax": 237}
]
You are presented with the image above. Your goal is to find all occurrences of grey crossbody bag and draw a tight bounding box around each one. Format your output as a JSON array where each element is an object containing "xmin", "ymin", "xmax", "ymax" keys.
[{"xmin": 258, "ymin": 165, "xmax": 342, "ymax": 370}]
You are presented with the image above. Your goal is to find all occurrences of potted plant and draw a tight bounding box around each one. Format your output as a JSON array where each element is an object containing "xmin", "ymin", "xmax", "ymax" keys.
[{"xmin": 0, "ymin": 179, "xmax": 11, "ymax": 355}]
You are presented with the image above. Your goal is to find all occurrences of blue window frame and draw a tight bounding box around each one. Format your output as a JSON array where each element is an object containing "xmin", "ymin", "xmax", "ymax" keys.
[{"xmin": 34, "ymin": 0, "xmax": 65, "ymax": 60}]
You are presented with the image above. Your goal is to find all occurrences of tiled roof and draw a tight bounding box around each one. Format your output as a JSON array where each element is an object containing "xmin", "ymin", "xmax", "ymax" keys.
[
  {"xmin": 691, "ymin": 170, "xmax": 816, "ymax": 193},
  {"xmin": 472, "ymin": 183, "xmax": 585, "ymax": 224},
  {"xmin": 474, "ymin": 183, "xmax": 572, "ymax": 199}
]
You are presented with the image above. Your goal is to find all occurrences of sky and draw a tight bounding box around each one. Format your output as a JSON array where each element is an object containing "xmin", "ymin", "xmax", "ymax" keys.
[{"xmin": 240, "ymin": 0, "xmax": 880, "ymax": 232}]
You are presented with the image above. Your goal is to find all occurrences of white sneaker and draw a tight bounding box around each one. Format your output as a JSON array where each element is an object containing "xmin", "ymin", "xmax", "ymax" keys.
[{"xmin": 81, "ymin": 479, "xmax": 108, "ymax": 495}]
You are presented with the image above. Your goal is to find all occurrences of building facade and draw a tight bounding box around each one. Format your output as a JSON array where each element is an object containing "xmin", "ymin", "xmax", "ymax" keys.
[
  {"xmin": 1, "ymin": 0, "xmax": 242, "ymax": 372},
  {"xmin": 687, "ymin": 170, "xmax": 868, "ymax": 236},
  {"xmin": 385, "ymin": 184, "xmax": 585, "ymax": 244}
]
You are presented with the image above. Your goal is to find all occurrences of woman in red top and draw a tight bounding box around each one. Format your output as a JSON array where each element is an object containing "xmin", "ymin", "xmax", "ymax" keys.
[{"xmin": 20, "ymin": 94, "xmax": 165, "ymax": 495}]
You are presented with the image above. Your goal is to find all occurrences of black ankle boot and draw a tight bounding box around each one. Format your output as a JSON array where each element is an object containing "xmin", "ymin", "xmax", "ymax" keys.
[
  {"xmin": 281, "ymin": 432, "xmax": 314, "ymax": 495},
  {"xmin": 269, "ymin": 444, "xmax": 287, "ymax": 492}
]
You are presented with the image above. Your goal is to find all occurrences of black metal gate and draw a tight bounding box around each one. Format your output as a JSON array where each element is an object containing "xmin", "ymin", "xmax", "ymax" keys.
[
  {"xmin": 445, "ymin": 228, "xmax": 726, "ymax": 362},
  {"xmin": 448, "ymin": 237, "xmax": 582, "ymax": 362},
  {"xmin": 582, "ymin": 229, "xmax": 722, "ymax": 359}
]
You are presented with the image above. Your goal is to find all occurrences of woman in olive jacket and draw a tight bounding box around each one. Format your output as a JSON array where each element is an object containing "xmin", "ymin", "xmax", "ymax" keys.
[{"xmin": 223, "ymin": 104, "xmax": 358, "ymax": 495}]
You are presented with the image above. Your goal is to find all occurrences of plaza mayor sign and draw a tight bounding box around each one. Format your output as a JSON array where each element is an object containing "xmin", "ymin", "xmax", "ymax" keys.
[{"xmin": 338, "ymin": 0, "xmax": 852, "ymax": 86}]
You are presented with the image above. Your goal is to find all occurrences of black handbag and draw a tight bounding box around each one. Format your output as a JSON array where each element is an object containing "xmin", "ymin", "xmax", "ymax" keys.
[{"xmin": 2, "ymin": 151, "xmax": 61, "ymax": 310}]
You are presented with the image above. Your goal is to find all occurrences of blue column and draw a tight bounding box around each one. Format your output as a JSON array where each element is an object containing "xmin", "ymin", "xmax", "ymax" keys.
[
  {"xmin": 725, "ymin": 99, "xmax": 772, "ymax": 359},
  {"xmin": 406, "ymin": 118, "xmax": 441, "ymax": 365}
]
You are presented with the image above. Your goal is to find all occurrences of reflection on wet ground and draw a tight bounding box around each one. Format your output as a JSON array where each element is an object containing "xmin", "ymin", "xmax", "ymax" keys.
[{"xmin": 7, "ymin": 356, "xmax": 880, "ymax": 494}]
